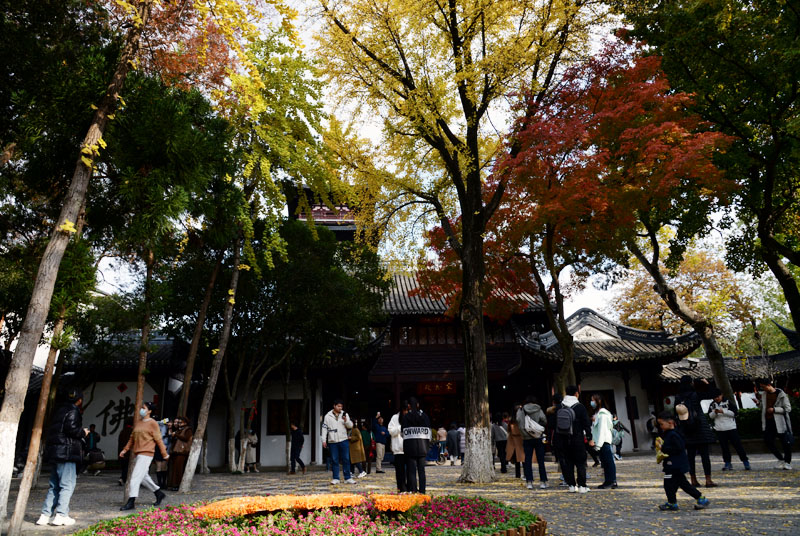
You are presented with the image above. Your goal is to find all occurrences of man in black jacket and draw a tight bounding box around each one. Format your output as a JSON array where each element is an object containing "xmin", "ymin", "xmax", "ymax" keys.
[
  {"xmin": 553, "ymin": 385, "xmax": 594, "ymax": 493},
  {"xmin": 400, "ymin": 397, "xmax": 431, "ymax": 493},
  {"xmin": 36, "ymin": 388, "xmax": 88, "ymax": 527}
]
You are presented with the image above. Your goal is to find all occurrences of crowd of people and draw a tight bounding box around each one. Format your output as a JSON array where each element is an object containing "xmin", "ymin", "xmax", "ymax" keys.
[
  {"xmin": 32, "ymin": 374, "xmax": 795, "ymax": 526},
  {"xmin": 36, "ymin": 392, "xmax": 194, "ymax": 526}
]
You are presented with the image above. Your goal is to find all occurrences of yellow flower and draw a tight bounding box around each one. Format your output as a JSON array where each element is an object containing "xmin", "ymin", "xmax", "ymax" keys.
[{"xmin": 58, "ymin": 220, "xmax": 77, "ymax": 234}]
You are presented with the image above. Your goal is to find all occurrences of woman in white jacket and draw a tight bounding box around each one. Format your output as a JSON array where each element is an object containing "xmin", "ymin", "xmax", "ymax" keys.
[
  {"xmin": 388, "ymin": 405, "xmax": 408, "ymax": 492},
  {"xmin": 590, "ymin": 394, "xmax": 617, "ymax": 489},
  {"xmin": 707, "ymin": 388, "xmax": 750, "ymax": 471}
]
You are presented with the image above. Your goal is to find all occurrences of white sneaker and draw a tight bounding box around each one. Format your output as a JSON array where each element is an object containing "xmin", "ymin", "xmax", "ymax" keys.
[
  {"xmin": 51, "ymin": 514, "xmax": 76, "ymax": 526},
  {"xmin": 35, "ymin": 514, "xmax": 52, "ymax": 526},
  {"xmin": 526, "ymin": 481, "xmax": 533, "ymax": 490},
  {"xmin": 784, "ymin": 463, "xmax": 793, "ymax": 470},
  {"xmin": 539, "ymin": 482, "xmax": 548, "ymax": 489},
  {"xmin": 613, "ymin": 454, "xmax": 621, "ymax": 461},
  {"xmin": 568, "ymin": 485, "xmax": 577, "ymax": 493},
  {"xmin": 330, "ymin": 479, "xmax": 340, "ymax": 485},
  {"xmin": 775, "ymin": 460, "xmax": 787, "ymax": 469},
  {"xmin": 578, "ymin": 486, "xmax": 590, "ymax": 494},
  {"xmin": 345, "ymin": 478, "xmax": 357, "ymax": 484},
  {"xmin": 358, "ymin": 471, "xmax": 367, "ymax": 478},
  {"xmin": 253, "ymin": 467, "xmax": 259, "ymax": 473}
]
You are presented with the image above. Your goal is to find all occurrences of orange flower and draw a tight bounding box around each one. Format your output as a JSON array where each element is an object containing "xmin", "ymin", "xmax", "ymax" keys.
[
  {"xmin": 370, "ymin": 494, "xmax": 431, "ymax": 512},
  {"xmin": 192, "ymin": 494, "xmax": 367, "ymax": 520}
]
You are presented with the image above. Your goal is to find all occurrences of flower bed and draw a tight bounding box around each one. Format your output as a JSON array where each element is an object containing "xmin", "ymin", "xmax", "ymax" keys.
[{"xmin": 75, "ymin": 495, "xmax": 545, "ymax": 536}]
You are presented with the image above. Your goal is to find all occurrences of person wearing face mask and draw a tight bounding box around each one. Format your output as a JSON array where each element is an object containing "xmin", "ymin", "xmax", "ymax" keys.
[
  {"xmin": 611, "ymin": 415, "xmax": 629, "ymax": 460},
  {"xmin": 118, "ymin": 401, "xmax": 169, "ymax": 511},
  {"xmin": 590, "ymin": 394, "xmax": 617, "ymax": 489}
]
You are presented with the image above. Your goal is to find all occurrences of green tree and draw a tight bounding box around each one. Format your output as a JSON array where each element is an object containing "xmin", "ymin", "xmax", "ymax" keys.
[{"xmin": 617, "ymin": 0, "xmax": 800, "ymax": 331}]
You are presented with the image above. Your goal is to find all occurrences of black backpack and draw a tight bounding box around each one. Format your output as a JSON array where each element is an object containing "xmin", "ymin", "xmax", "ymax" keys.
[{"xmin": 555, "ymin": 404, "xmax": 575, "ymax": 436}]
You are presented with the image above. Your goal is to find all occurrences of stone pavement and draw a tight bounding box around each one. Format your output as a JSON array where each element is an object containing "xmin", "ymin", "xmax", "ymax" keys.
[{"xmin": 6, "ymin": 452, "xmax": 799, "ymax": 535}]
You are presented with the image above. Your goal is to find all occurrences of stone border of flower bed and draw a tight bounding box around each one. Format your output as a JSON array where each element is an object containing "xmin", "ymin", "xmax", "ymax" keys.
[{"xmin": 489, "ymin": 520, "xmax": 548, "ymax": 536}]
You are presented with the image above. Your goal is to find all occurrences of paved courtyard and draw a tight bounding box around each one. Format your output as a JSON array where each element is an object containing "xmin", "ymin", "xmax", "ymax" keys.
[{"xmin": 6, "ymin": 452, "xmax": 799, "ymax": 535}]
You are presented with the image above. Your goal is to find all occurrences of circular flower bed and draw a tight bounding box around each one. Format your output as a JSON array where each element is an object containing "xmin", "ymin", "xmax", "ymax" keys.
[{"xmin": 74, "ymin": 495, "xmax": 545, "ymax": 536}]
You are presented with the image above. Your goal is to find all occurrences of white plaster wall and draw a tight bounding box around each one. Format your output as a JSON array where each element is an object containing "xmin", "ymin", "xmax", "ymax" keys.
[
  {"xmin": 203, "ymin": 380, "xmax": 322, "ymax": 468},
  {"xmin": 579, "ymin": 371, "xmax": 652, "ymax": 452},
  {"xmin": 80, "ymin": 381, "xmax": 157, "ymax": 455}
]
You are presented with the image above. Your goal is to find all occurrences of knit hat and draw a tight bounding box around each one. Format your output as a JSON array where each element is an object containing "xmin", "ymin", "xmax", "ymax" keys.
[{"xmin": 675, "ymin": 403, "xmax": 690, "ymax": 421}]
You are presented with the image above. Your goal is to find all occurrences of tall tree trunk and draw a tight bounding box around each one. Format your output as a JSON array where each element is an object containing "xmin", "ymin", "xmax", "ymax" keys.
[
  {"xmin": 628, "ymin": 239, "xmax": 736, "ymax": 407},
  {"xmin": 222, "ymin": 350, "xmax": 245, "ymax": 473},
  {"xmin": 528, "ymin": 230, "xmax": 575, "ymax": 394},
  {"xmin": 0, "ymin": 2, "xmax": 151, "ymax": 517},
  {"xmin": 283, "ymin": 364, "xmax": 291, "ymax": 475},
  {"xmin": 7, "ymin": 312, "xmax": 64, "ymax": 536},
  {"xmin": 762, "ymin": 251, "xmax": 800, "ymax": 331},
  {"xmin": 457, "ymin": 223, "xmax": 494, "ymax": 483},
  {"xmin": 300, "ymin": 361, "xmax": 310, "ymax": 434},
  {"xmin": 178, "ymin": 254, "xmax": 222, "ymax": 417},
  {"xmin": 180, "ymin": 237, "xmax": 242, "ymax": 492},
  {"xmin": 135, "ymin": 249, "xmax": 154, "ymax": 414}
]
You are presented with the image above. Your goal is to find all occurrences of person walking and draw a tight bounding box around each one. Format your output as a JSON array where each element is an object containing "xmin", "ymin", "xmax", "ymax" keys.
[
  {"xmin": 674, "ymin": 375, "xmax": 717, "ymax": 487},
  {"xmin": 590, "ymin": 394, "xmax": 617, "ymax": 489},
  {"xmin": 83, "ymin": 424, "xmax": 103, "ymax": 476},
  {"xmin": 656, "ymin": 411, "xmax": 710, "ymax": 511},
  {"xmin": 506, "ymin": 409, "xmax": 524, "ymax": 479},
  {"xmin": 36, "ymin": 388, "xmax": 88, "ymax": 527},
  {"xmin": 446, "ymin": 423, "xmax": 460, "ymax": 466},
  {"xmin": 289, "ymin": 422, "xmax": 306, "ymax": 474},
  {"xmin": 401, "ymin": 397, "xmax": 431, "ymax": 494},
  {"xmin": 611, "ymin": 415, "xmax": 629, "ymax": 460},
  {"xmin": 322, "ymin": 399, "xmax": 356, "ymax": 484},
  {"xmin": 707, "ymin": 388, "xmax": 750, "ymax": 471},
  {"xmin": 757, "ymin": 378, "xmax": 793, "ymax": 470},
  {"xmin": 491, "ymin": 413, "xmax": 508, "ymax": 474},
  {"xmin": 152, "ymin": 415, "xmax": 171, "ymax": 489},
  {"xmin": 546, "ymin": 395, "xmax": 566, "ymax": 486},
  {"xmin": 554, "ymin": 385, "xmax": 593, "ymax": 493},
  {"xmin": 118, "ymin": 402, "xmax": 169, "ymax": 511},
  {"xmin": 117, "ymin": 418, "xmax": 133, "ymax": 486},
  {"xmin": 360, "ymin": 420, "xmax": 374, "ymax": 474},
  {"xmin": 349, "ymin": 422, "xmax": 368, "ymax": 478},
  {"xmin": 517, "ymin": 396, "xmax": 548, "ymax": 489},
  {"xmin": 457, "ymin": 423, "xmax": 466, "ymax": 464},
  {"xmin": 244, "ymin": 429, "xmax": 259, "ymax": 473},
  {"xmin": 167, "ymin": 416, "xmax": 192, "ymax": 490},
  {"xmin": 388, "ymin": 404, "xmax": 408, "ymax": 492},
  {"xmin": 437, "ymin": 425, "xmax": 448, "ymax": 462},
  {"xmin": 372, "ymin": 414, "xmax": 388, "ymax": 473}
]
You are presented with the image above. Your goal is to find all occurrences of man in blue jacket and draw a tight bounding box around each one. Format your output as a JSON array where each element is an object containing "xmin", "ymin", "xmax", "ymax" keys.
[
  {"xmin": 37, "ymin": 388, "xmax": 88, "ymax": 527},
  {"xmin": 372, "ymin": 413, "xmax": 388, "ymax": 473}
]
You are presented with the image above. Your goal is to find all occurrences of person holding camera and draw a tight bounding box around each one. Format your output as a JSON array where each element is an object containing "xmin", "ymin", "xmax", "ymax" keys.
[
  {"xmin": 322, "ymin": 399, "xmax": 355, "ymax": 484},
  {"xmin": 707, "ymin": 388, "xmax": 750, "ymax": 471}
]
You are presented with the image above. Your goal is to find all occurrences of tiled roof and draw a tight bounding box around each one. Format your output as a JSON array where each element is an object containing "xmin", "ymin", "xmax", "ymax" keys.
[
  {"xmin": 515, "ymin": 308, "xmax": 701, "ymax": 363},
  {"xmin": 384, "ymin": 273, "xmax": 544, "ymax": 316},
  {"xmin": 774, "ymin": 322, "xmax": 800, "ymax": 351},
  {"xmin": 660, "ymin": 351, "xmax": 800, "ymax": 382},
  {"xmin": 63, "ymin": 334, "xmax": 188, "ymax": 373},
  {"xmin": 369, "ymin": 346, "xmax": 522, "ymax": 381}
]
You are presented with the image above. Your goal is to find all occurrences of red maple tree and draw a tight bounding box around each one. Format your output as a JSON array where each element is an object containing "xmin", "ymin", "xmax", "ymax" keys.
[{"xmin": 418, "ymin": 38, "xmax": 733, "ymax": 391}]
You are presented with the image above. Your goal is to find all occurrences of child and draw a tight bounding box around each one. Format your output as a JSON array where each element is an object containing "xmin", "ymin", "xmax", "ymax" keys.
[{"xmin": 656, "ymin": 411, "xmax": 710, "ymax": 511}]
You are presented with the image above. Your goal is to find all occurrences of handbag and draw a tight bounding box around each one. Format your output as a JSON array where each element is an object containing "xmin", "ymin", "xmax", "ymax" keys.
[
  {"xmin": 523, "ymin": 415, "xmax": 545, "ymax": 438},
  {"xmin": 172, "ymin": 439, "xmax": 190, "ymax": 455}
]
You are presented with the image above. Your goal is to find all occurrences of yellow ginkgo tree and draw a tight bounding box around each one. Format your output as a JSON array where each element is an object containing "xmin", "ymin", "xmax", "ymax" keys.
[{"xmin": 316, "ymin": 0, "xmax": 607, "ymax": 482}]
